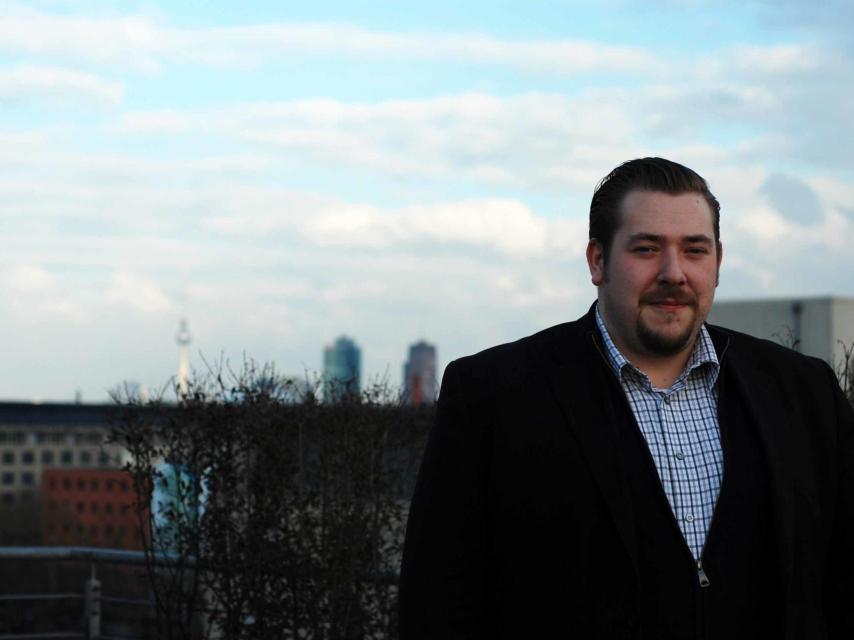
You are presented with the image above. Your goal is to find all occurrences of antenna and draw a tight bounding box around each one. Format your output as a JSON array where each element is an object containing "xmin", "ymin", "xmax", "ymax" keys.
[{"xmin": 176, "ymin": 317, "xmax": 192, "ymax": 396}]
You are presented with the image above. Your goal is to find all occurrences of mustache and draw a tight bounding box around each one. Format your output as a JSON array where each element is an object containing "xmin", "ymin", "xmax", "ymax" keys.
[{"xmin": 640, "ymin": 288, "xmax": 697, "ymax": 306}]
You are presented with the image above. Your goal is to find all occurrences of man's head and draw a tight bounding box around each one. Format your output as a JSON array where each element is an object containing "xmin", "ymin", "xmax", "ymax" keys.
[
  {"xmin": 586, "ymin": 158, "xmax": 723, "ymax": 362},
  {"xmin": 589, "ymin": 157, "xmax": 720, "ymax": 264}
]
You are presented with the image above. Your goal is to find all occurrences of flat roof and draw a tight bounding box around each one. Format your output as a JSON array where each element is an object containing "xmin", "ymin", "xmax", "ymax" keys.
[{"xmin": 0, "ymin": 402, "xmax": 116, "ymax": 427}]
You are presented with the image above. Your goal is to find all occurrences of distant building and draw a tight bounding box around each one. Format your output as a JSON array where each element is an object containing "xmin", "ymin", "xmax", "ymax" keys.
[
  {"xmin": 708, "ymin": 296, "xmax": 854, "ymax": 369},
  {"xmin": 42, "ymin": 468, "xmax": 141, "ymax": 550},
  {"xmin": 323, "ymin": 336, "xmax": 362, "ymax": 401},
  {"xmin": 151, "ymin": 461, "xmax": 206, "ymax": 553},
  {"xmin": 0, "ymin": 403, "xmax": 124, "ymax": 506},
  {"xmin": 403, "ymin": 341, "xmax": 437, "ymax": 406}
]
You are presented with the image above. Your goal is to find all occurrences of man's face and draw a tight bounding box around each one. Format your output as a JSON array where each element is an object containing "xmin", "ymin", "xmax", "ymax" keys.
[{"xmin": 586, "ymin": 189, "xmax": 722, "ymax": 361}]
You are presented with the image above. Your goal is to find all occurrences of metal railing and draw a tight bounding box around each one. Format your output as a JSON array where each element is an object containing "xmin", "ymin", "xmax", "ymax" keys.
[{"xmin": 0, "ymin": 547, "xmax": 191, "ymax": 640}]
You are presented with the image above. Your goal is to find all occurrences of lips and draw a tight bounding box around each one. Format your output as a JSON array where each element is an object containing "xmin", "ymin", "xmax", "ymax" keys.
[
  {"xmin": 641, "ymin": 292, "xmax": 697, "ymax": 314},
  {"xmin": 652, "ymin": 301, "xmax": 688, "ymax": 313}
]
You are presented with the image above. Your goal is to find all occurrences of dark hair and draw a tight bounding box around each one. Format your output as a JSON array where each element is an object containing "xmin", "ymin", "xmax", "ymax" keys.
[{"xmin": 589, "ymin": 157, "xmax": 720, "ymax": 260}]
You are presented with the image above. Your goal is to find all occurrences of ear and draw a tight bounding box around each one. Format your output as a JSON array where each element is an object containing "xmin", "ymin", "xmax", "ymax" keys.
[
  {"xmin": 586, "ymin": 239, "xmax": 605, "ymax": 286},
  {"xmin": 715, "ymin": 241, "xmax": 723, "ymax": 287}
]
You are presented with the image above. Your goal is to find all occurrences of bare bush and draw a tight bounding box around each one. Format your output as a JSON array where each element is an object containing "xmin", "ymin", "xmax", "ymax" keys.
[{"xmin": 110, "ymin": 362, "xmax": 431, "ymax": 640}]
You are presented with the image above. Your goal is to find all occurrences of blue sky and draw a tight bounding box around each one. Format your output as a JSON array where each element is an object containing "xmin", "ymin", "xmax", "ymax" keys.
[{"xmin": 1, "ymin": 0, "xmax": 853, "ymax": 401}]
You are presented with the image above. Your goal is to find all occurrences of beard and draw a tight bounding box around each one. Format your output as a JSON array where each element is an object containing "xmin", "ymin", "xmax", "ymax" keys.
[
  {"xmin": 636, "ymin": 312, "xmax": 697, "ymax": 356},
  {"xmin": 636, "ymin": 287, "xmax": 699, "ymax": 356}
]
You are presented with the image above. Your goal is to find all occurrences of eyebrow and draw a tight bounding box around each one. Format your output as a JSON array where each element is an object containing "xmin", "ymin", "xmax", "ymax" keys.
[{"xmin": 627, "ymin": 233, "xmax": 714, "ymax": 245}]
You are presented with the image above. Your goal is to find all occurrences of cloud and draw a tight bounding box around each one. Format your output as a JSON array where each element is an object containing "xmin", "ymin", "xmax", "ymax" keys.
[
  {"xmin": 211, "ymin": 195, "xmax": 583, "ymax": 259},
  {"xmin": 304, "ymin": 199, "xmax": 552, "ymax": 255},
  {"xmin": 0, "ymin": 7, "xmax": 167, "ymax": 71},
  {"xmin": 0, "ymin": 264, "xmax": 90, "ymax": 323},
  {"xmin": 112, "ymin": 93, "xmax": 639, "ymax": 191},
  {"xmin": 759, "ymin": 173, "xmax": 823, "ymax": 225},
  {"xmin": 105, "ymin": 272, "xmax": 172, "ymax": 314},
  {"xmin": 0, "ymin": 64, "xmax": 123, "ymax": 106},
  {"xmin": 0, "ymin": 6, "xmax": 659, "ymax": 75}
]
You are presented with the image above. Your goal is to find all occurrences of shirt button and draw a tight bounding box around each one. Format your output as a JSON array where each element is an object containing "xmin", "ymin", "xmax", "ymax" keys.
[
  {"xmin": 675, "ymin": 451, "xmax": 685, "ymax": 460},
  {"xmin": 663, "ymin": 396, "xmax": 671, "ymax": 404},
  {"xmin": 685, "ymin": 514, "xmax": 695, "ymax": 523}
]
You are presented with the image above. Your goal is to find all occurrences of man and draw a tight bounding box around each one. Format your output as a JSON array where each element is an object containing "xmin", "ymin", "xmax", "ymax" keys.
[{"xmin": 399, "ymin": 158, "xmax": 854, "ymax": 639}]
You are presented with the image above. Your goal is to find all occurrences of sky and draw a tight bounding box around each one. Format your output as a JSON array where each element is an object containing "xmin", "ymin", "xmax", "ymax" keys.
[{"xmin": 1, "ymin": 0, "xmax": 853, "ymax": 402}]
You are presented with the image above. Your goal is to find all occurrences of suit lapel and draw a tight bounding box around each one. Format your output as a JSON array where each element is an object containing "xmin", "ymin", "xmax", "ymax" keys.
[
  {"xmin": 710, "ymin": 327, "xmax": 796, "ymax": 612},
  {"xmin": 536, "ymin": 316, "xmax": 640, "ymax": 584}
]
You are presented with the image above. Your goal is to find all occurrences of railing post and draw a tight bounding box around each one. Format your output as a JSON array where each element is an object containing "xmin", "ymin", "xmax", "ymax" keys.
[{"xmin": 85, "ymin": 562, "xmax": 101, "ymax": 640}]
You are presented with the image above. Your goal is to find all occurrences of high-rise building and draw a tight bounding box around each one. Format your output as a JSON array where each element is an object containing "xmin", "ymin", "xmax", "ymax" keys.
[
  {"xmin": 323, "ymin": 336, "xmax": 362, "ymax": 401},
  {"xmin": 403, "ymin": 341, "xmax": 437, "ymax": 406}
]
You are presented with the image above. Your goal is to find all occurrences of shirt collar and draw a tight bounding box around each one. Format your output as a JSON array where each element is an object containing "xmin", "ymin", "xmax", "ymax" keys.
[{"xmin": 594, "ymin": 302, "xmax": 720, "ymax": 391}]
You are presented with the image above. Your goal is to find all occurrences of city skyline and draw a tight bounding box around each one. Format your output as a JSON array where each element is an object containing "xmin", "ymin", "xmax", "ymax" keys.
[{"xmin": 2, "ymin": 1, "xmax": 854, "ymax": 401}]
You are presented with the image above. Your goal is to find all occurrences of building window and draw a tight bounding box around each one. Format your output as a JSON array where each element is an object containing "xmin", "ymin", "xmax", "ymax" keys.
[
  {"xmin": 76, "ymin": 502, "xmax": 84, "ymax": 513},
  {"xmin": 77, "ymin": 478, "xmax": 86, "ymax": 490},
  {"xmin": 1, "ymin": 472, "xmax": 14, "ymax": 485},
  {"xmin": 21, "ymin": 451, "xmax": 34, "ymax": 464},
  {"xmin": 62, "ymin": 477, "xmax": 71, "ymax": 489},
  {"xmin": 106, "ymin": 480, "xmax": 115, "ymax": 492},
  {"xmin": 48, "ymin": 478, "xmax": 56, "ymax": 490},
  {"xmin": 99, "ymin": 452, "xmax": 110, "ymax": 466},
  {"xmin": 90, "ymin": 479, "xmax": 99, "ymax": 490},
  {"xmin": 91, "ymin": 502, "xmax": 99, "ymax": 514},
  {"xmin": 80, "ymin": 451, "xmax": 92, "ymax": 465},
  {"xmin": 21, "ymin": 472, "xmax": 34, "ymax": 486},
  {"xmin": 121, "ymin": 480, "xmax": 129, "ymax": 492},
  {"xmin": 105, "ymin": 503, "xmax": 113, "ymax": 514},
  {"xmin": 1, "ymin": 452, "xmax": 13, "ymax": 464},
  {"xmin": 41, "ymin": 450, "xmax": 55, "ymax": 464},
  {"xmin": 61, "ymin": 451, "xmax": 73, "ymax": 465}
]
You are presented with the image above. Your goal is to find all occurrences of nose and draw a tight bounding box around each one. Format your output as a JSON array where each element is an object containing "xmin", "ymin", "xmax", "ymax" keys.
[{"xmin": 658, "ymin": 247, "xmax": 687, "ymax": 285}]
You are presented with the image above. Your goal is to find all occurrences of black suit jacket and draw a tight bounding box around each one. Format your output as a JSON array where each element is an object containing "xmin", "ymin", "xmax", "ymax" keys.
[{"xmin": 399, "ymin": 305, "xmax": 854, "ymax": 639}]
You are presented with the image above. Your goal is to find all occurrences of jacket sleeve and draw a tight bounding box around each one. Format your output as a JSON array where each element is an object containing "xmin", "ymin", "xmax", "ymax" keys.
[
  {"xmin": 398, "ymin": 359, "xmax": 490, "ymax": 640},
  {"xmin": 826, "ymin": 362, "xmax": 854, "ymax": 638}
]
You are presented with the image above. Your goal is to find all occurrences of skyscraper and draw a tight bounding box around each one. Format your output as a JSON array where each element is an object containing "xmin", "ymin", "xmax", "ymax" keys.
[
  {"xmin": 403, "ymin": 341, "xmax": 437, "ymax": 406},
  {"xmin": 323, "ymin": 336, "xmax": 362, "ymax": 401}
]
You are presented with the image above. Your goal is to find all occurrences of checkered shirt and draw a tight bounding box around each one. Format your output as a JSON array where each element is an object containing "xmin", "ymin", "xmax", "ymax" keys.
[{"xmin": 595, "ymin": 304, "xmax": 723, "ymax": 561}]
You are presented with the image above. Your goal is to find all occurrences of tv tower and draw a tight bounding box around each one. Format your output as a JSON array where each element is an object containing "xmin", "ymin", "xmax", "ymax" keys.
[{"xmin": 176, "ymin": 317, "xmax": 192, "ymax": 396}]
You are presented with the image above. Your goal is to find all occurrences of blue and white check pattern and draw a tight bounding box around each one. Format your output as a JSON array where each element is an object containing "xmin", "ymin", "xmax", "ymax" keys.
[{"xmin": 595, "ymin": 305, "xmax": 723, "ymax": 561}]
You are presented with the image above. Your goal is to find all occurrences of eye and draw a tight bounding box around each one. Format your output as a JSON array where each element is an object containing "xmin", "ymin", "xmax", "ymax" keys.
[
  {"xmin": 632, "ymin": 246, "xmax": 656, "ymax": 254},
  {"xmin": 686, "ymin": 247, "xmax": 709, "ymax": 255}
]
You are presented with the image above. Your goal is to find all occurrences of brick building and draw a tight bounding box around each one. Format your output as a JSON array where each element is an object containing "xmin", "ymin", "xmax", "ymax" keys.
[{"xmin": 42, "ymin": 468, "xmax": 143, "ymax": 550}]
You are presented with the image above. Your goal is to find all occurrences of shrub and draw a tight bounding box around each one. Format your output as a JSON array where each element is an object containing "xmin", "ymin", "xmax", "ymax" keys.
[{"xmin": 110, "ymin": 362, "xmax": 432, "ymax": 640}]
